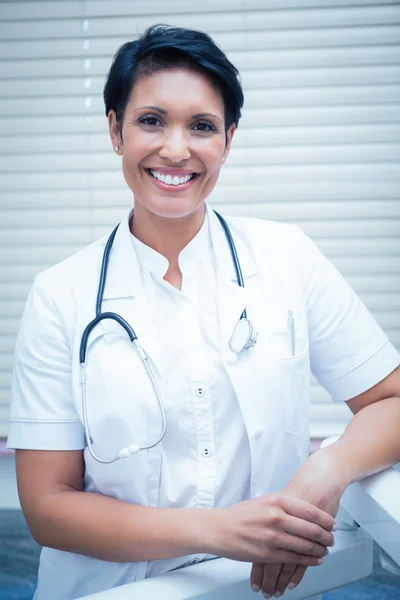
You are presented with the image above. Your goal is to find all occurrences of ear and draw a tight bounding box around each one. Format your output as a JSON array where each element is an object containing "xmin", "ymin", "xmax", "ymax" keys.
[{"xmin": 108, "ymin": 110, "xmax": 122, "ymax": 153}]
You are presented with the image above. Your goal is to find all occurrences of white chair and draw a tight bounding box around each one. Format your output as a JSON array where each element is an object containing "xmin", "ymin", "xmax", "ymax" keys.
[{"xmin": 78, "ymin": 438, "xmax": 400, "ymax": 599}]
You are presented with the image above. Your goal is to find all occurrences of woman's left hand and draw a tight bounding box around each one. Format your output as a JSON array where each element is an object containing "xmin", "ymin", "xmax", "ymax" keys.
[{"xmin": 250, "ymin": 444, "xmax": 350, "ymax": 598}]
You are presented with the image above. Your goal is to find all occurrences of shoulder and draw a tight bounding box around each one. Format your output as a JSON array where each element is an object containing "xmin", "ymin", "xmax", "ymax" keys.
[
  {"xmin": 219, "ymin": 213, "xmax": 312, "ymax": 261},
  {"xmin": 26, "ymin": 234, "xmax": 109, "ymax": 335},
  {"xmin": 33, "ymin": 234, "xmax": 107, "ymax": 296}
]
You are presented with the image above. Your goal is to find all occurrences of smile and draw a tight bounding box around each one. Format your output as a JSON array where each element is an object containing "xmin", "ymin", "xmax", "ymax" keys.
[{"xmin": 145, "ymin": 168, "xmax": 199, "ymax": 191}]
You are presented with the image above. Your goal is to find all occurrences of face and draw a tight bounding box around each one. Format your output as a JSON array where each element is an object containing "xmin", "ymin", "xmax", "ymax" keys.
[{"xmin": 108, "ymin": 68, "xmax": 235, "ymax": 221}]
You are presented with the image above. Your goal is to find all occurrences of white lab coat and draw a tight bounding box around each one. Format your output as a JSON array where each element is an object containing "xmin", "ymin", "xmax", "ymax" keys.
[{"xmin": 8, "ymin": 206, "xmax": 400, "ymax": 600}]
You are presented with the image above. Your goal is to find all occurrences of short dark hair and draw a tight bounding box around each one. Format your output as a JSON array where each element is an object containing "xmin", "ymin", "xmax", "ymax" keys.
[{"xmin": 103, "ymin": 24, "xmax": 244, "ymax": 146}]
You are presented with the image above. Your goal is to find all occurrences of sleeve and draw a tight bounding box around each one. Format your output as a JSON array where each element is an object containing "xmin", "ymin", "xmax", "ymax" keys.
[
  {"xmin": 7, "ymin": 273, "xmax": 85, "ymax": 450},
  {"xmin": 294, "ymin": 228, "xmax": 400, "ymax": 402}
]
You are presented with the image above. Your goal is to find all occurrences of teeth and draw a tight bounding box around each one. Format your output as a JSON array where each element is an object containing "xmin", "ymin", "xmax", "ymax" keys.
[{"xmin": 149, "ymin": 169, "xmax": 194, "ymax": 186}]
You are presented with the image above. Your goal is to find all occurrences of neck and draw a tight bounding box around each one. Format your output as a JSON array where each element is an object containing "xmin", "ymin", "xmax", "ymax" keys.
[{"xmin": 130, "ymin": 202, "xmax": 206, "ymax": 267}]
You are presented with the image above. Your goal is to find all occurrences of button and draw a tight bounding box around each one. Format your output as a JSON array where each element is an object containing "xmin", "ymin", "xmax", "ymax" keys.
[
  {"xmin": 190, "ymin": 557, "xmax": 200, "ymax": 565},
  {"xmin": 225, "ymin": 351, "xmax": 238, "ymax": 365},
  {"xmin": 252, "ymin": 428, "xmax": 264, "ymax": 440},
  {"xmin": 196, "ymin": 388, "xmax": 205, "ymax": 397},
  {"xmin": 203, "ymin": 448, "xmax": 210, "ymax": 457}
]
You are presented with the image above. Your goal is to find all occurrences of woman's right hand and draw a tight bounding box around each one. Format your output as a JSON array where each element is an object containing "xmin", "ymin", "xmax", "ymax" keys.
[{"xmin": 211, "ymin": 493, "xmax": 335, "ymax": 566}]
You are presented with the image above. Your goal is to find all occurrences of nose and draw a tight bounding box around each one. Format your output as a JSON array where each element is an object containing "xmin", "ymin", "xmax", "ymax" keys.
[{"xmin": 158, "ymin": 127, "xmax": 191, "ymax": 163}]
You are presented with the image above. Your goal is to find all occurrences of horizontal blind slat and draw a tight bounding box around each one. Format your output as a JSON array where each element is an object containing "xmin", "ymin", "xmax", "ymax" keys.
[
  {"xmin": 3, "ymin": 66, "xmax": 400, "ymax": 99},
  {"xmin": 2, "ymin": 25, "xmax": 400, "ymax": 59},
  {"xmin": 2, "ymin": 1, "xmax": 400, "ymax": 22},
  {"xmin": 2, "ymin": 46, "xmax": 400, "ymax": 78}
]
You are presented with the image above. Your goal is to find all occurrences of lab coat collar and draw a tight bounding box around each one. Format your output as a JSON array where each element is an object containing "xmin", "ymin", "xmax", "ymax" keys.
[
  {"xmin": 99, "ymin": 205, "xmax": 258, "ymax": 360},
  {"xmin": 131, "ymin": 211, "xmax": 211, "ymax": 280},
  {"xmin": 102, "ymin": 204, "xmax": 258, "ymax": 300},
  {"xmin": 101, "ymin": 207, "xmax": 138, "ymax": 301}
]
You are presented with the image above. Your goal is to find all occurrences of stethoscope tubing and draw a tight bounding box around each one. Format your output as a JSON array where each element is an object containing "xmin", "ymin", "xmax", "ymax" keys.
[
  {"xmin": 79, "ymin": 210, "xmax": 254, "ymax": 463},
  {"xmin": 80, "ymin": 337, "xmax": 167, "ymax": 464},
  {"xmin": 213, "ymin": 211, "xmax": 247, "ymax": 320}
]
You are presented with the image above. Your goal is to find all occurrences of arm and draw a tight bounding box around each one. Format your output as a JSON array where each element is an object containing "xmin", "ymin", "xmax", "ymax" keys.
[
  {"xmin": 251, "ymin": 365, "xmax": 400, "ymax": 597},
  {"xmin": 16, "ymin": 448, "xmax": 335, "ymax": 565},
  {"xmin": 323, "ymin": 364, "xmax": 400, "ymax": 484},
  {"xmin": 282, "ymin": 364, "xmax": 400, "ymax": 511},
  {"xmin": 16, "ymin": 449, "xmax": 208, "ymax": 563}
]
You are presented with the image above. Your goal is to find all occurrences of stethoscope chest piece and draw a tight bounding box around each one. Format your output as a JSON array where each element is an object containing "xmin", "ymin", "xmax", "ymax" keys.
[{"xmin": 229, "ymin": 318, "xmax": 258, "ymax": 354}]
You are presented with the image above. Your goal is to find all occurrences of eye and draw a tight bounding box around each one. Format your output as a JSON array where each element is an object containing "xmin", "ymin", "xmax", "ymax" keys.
[
  {"xmin": 139, "ymin": 114, "xmax": 162, "ymax": 127},
  {"xmin": 193, "ymin": 120, "xmax": 217, "ymax": 133}
]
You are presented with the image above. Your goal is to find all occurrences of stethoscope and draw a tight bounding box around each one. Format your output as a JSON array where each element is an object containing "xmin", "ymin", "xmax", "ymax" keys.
[{"xmin": 79, "ymin": 211, "xmax": 258, "ymax": 464}]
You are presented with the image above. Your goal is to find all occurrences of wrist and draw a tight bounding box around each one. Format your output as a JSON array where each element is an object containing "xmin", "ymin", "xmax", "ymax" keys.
[
  {"xmin": 187, "ymin": 507, "xmax": 224, "ymax": 556},
  {"xmin": 317, "ymin": 441, "xmax": 355, "ymax": 488}
]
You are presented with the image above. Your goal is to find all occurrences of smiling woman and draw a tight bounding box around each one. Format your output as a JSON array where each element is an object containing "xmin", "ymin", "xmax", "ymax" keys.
[{"xmin": 7, "ymin": 22, "xmax": 400, "ymax": 600}]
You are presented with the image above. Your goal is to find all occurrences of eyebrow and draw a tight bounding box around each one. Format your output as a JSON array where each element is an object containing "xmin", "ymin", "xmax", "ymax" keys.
[{"xmin": 133, "ymin": 105, "xmax": 222, "ymax": 122}]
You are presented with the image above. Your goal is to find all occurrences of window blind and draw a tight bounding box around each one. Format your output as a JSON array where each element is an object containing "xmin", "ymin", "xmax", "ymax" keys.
[{"xmin": 1, "ymin": 0, "xmax": 399, "ymax": 438}]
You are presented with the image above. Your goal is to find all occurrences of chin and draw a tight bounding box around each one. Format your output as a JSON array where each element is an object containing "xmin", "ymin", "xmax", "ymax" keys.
[{"xmin": 139, "ymin": 197, "xmax": 205, "ymax": 221}]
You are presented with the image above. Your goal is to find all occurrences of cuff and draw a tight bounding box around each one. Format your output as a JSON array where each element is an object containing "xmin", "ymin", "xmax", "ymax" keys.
[
  {"xmin": 7, "ymin": 419, "xmax": 85, "ymax": 450},
  {"xmin": 323, "ymin": 340, "xmax": 400, "ymax": 403}
]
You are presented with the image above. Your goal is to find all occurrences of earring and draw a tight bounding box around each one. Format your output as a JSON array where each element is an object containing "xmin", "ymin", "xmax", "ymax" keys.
[
  {"xmin": 222, "ymin": 156, "xmax": 225, "ymax": 163},
  {"xmin": 114, "ymin": 145, "xmax": 120, "ymax": 151}
]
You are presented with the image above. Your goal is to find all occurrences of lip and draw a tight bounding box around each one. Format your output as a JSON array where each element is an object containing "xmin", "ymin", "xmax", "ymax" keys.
[{"xmin": 145, "ymin": 168, "xmax": 199, "ymax": 192}]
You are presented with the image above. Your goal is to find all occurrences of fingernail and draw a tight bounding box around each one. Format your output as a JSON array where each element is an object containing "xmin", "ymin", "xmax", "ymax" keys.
[
  {"xmin": 288, "ymin": 583, "xmax": 297, "ymax": 590},
  {"xmin": 330, "ymin": 539, "xmax": 336, "ymax": 547},
  {"xmin": 251, "ymin": 584, "xmax": 260, "ymax": 593},
  {"xmin": 317, "ymin": 558, "xmax": 325, "ymax": 565},
  {"xmin": 262, "ymin": 594, "xmax": 272, "ymax": 599},
  {"xmin": 274, "ymin": 593, "xmax": 282, "ymax": 598},
  {"xmin": 332, "ymin": 524, "xmax": 337, "ymax": 531}
]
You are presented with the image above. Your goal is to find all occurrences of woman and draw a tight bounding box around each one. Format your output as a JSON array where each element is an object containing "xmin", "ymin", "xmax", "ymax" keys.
[{"xmin": 8, "ymin": 24, "xmax": 400, "ymax": 600}]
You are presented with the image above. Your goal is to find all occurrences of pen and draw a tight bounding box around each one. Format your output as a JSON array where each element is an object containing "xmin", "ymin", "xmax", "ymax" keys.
[{"xmin": 287, "ymin": 310, "xmax": 295, "ymax": 356}]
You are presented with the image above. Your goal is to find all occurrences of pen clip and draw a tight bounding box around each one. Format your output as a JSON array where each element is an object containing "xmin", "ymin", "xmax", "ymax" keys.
[{"xmin": 287, "ymin": 310, "xmax": 295, "ymax": 356}]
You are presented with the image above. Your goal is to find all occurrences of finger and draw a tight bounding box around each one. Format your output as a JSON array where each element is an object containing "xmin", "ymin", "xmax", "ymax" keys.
[
  {"xmin": 250, "ymin": 562, "xmax": 263, "ymax": 593},
  {"xmin": 283, "ymin": 514, "xmax": 335, "ymax": 548},
  {"xmin": 280, "ymin": 495, "xmax": 336, "ymax": 531},
  {"xmin": 287, "ymin": 565, "xmax": 308, "ymax": 592},
  {"xmin": 261, "ymin": 563, "xmax": 282, "ymax": 598},
  {"xmin": 274, "ymin": 563, "xmax": 298, "ymax": 596},
  {"xmin": 275, "ymin": 531, "xmax": 329, "ymax": 559},
  {"xmin": 263, "ymin": 548, "xmax": 325, "ymax": 567}
]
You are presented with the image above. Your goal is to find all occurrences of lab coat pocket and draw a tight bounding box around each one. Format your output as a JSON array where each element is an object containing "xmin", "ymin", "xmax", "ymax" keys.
[{"xmin": 273, "ymin": 320, "xmax": 311, "ymax": 436}]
